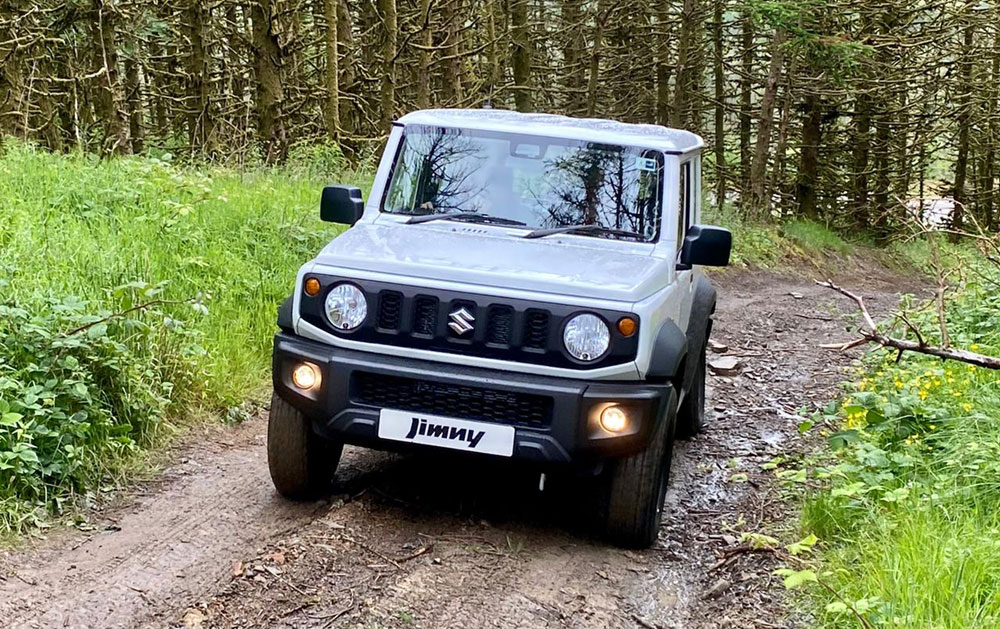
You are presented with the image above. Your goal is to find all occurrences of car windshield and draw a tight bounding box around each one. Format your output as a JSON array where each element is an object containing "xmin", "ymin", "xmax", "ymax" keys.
[{"xmin": 381, "ymin": 125, "xmax": 664, "ymax": 242}]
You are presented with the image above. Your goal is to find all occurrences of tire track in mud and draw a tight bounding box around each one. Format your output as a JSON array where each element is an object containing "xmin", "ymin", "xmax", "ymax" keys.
[{"xmin": 0, "ymin": 269, "xmax": 914, "ymax": 629}]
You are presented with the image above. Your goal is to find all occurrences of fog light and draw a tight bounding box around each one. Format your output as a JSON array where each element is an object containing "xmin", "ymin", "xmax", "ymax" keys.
[
  {"xmin": 600, "ymin": 405, "xmax": 629, "ymax": 433},
  {"xmin": 291, "ymin": 363, "xmax": 320, "ymax": 390}
]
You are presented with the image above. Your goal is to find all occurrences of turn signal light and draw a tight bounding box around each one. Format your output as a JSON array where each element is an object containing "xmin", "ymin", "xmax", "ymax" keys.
[
  {"xmin": 617, "ymin": 317, "xmax": 637, "ymax": 337},
  {"xmin": 304, "ymin": 277, "xmax": 321, "ymax": 296},
  {"xmin": 600, "ymin": 405, "xmax": 629, "ymax": 433},
  {"xmin": 291, "ymin": 363, "xmax": 320, "ymax": 390}
]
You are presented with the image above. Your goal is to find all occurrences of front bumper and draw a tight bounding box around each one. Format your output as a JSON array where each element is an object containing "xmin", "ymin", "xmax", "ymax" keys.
[{"xmin": 272, "ymin": 332, "xmax": 672, "ymax": 465}]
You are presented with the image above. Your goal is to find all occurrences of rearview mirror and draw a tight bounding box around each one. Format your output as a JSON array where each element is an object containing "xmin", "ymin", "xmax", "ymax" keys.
[
  {"xmin": 320, "ymin": 185, "xmax": 364, "ymax": 225},
  {"xmin": 680, "ymin": 225, "xmax": 732, "ymax": 268}
]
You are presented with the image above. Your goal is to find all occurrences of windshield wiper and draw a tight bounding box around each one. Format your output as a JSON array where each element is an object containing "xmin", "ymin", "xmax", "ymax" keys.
[
  {"xmin": 522, "ymin": 224, "xmax": 645, "ymax": 240},
  {"xmin": 405, "ymin": 212, "xmax": 527, "ymax": 227}
]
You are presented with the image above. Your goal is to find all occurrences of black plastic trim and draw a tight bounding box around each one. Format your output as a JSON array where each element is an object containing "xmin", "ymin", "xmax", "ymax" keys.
[
  {"xmin": 272, "ymin": 332, "xmax": 671, "ymax": 464},
  {"xmin": 277, "ymin": 296, "xmax": 294, "ymax": 332}
]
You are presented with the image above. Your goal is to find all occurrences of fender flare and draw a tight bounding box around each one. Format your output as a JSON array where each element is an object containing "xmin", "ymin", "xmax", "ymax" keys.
[
  {"xmin": 646, "ymin": 274, "xmax": 717, "ymax": 385},
  {"xmin": 646, "ymin": 319, "xmax": 688, "ymax": 380},
  {"xmin": 680, "ymin": 274, "xmax": 717, "ymax": 390},
  {"xmin": 277, "ymin": 296, "xmax": 294, "ymax": 332}
]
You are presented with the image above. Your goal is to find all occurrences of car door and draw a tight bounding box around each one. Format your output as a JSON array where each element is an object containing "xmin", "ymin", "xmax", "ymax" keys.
[{"xmin": 674, "ymin": 157, "xmax": 697, "ymax": 332}]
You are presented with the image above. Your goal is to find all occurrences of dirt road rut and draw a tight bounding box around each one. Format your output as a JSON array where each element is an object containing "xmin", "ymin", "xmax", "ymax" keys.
[{"xmin": 0, "ymin": 270, "xmax": 909, "ymax": 629}]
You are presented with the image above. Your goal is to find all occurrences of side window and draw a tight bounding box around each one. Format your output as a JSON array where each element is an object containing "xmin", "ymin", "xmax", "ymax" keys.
[{"xmin": 677, "ymin": 161, "xmax": 692, "ymax": 248}]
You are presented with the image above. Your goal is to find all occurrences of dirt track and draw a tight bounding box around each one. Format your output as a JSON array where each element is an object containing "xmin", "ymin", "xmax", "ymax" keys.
[{"xmin": 0, "ymin": 269, "xmax": 913, "ymax": 629}]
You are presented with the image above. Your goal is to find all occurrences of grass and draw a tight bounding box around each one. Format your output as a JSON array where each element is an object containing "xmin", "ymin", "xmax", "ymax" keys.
[
  {"xmin": 783, "ymin": 244, "xmax": 1000, "ymax": 627},
  {"xmin": 705, "ymin": 205, "xmax": 856, "ymax": 268},
  {"xmin": 0, "ymin": 140, "xmax": 370, "ymax": 533}
]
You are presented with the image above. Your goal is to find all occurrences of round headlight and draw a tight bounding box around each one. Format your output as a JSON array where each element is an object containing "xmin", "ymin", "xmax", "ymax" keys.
[
  {"xmin": 563, "ymin": 313, "xmax": 610, "ymax": 361},
  {"xmin": 325, "ymin": 283, "xmax": 368, "ymax": 330}
]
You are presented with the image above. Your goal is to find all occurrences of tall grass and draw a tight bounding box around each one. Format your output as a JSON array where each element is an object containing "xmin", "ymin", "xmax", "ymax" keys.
[
  {"xmin": 704, "ymin": 205, "xmax": 855, "ymax": 268},
  {"xmin": 0, "ymin": 140, "xmax": 369, "ymax": 532},
  {"xmin": 793, "ymin": 246, "xmax": 1000, "ymax": 627}
]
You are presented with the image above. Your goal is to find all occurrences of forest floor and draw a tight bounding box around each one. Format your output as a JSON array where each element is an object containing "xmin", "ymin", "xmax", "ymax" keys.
[{"xmin": 0, "ymin": 264, "xmax": 924, "ymax": 629}]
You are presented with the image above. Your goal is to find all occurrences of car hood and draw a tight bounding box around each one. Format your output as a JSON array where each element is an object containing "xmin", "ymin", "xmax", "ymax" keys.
[{"xmin": 311, "ymin": 222, "xmax": 667, "ymax": 302}]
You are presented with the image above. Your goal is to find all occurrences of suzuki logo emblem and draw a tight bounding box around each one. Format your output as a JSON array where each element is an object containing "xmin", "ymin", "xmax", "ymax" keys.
[{"xmin": 448, "ymin": 307, "xmax": 475, "ymax": 335}]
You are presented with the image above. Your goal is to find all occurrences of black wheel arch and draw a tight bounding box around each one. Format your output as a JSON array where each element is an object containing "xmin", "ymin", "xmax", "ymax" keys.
[
  {"xmin": 277, "ymin": 295, "xmax": 294, "ymax": 332},
  {"xmin": 681, "ymin": 274, "xmax": 717, "ymax": 391},
  {"xmin": 646, "ymin": 274, "xmax": 717, "ymax": 393}
]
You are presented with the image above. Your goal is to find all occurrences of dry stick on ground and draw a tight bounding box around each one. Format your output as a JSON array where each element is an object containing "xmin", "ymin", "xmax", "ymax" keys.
[{"xmin": 816, "ymin": 280, "xmax": 1000, "ymax": 370}]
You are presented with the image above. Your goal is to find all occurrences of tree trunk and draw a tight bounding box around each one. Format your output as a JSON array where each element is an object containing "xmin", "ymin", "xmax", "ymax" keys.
[
  {"xmin": 486, "ymin": 0, "xmax": 502, "ymax": 105},
  {"xmin": 562, "ymin": 0, "xmax": 586, "ymax": 115},
  {"xmin": 124, "ymin": 58, "xmax": 144, "ymax": 154},
  {"xmin": 441, "ymin": 0, "xmax": 463, "ymax": 105},
  {"xmin": 0, "ymin": 14, "xmax": 22, "ymax": 138},
  {"xmin": 251, "ymin": 0, "xmax": 286, "ymax": 162},
  {"xmin": 655, "ymin": 1, "xmax": 672, "ymax": 125},
  {"xmin": 748, "ymin": 29, "xmax": 785, "ymax": 217},
  {"xmin": 511, "ymin": 0, "xmax": 532, "ymax": 111},
  {"xmin": 871, "ymin": 112, "xmax": 891, "ymax": 235},
  {"xmin": 984, "ymin": 26, "xmax": 1000, "ymax": 229},
  {"xmin": 851, "ymin": 94, "xmax": 871, "ymax": 228},
  {"xmin": 337, "ymin": 0, "xmax": 356, "ymax": 140},
  {"xmin": 738, "ymin": 15, "xmax": 753, "ymax": 205},
  {"xmin": 771, "ymin": 67, "xmax": 791, "ymax": 201},
  {"xmin": 324, "ymin": 0, "xmax": 340, "ymax": 140},
  {"xmin": 416, "ymin": 0, "xmax": 432, "ymax": 109},
  {"xmin": 378, "ymin": 0, "xmax": 397, "ymax": 130},
  {"xmin": 712, "ymin": 0, "xmax": 726, "ymax": 206},
  {"xmin": 585, "ymin": 0, "xmax": 608, "ymax": 117},
  {"xmin": 185, "ymin": 0, "xmax": 212, "ymax": 155},
  {"xmin": 953, "ymin": 19, "xmax": 975, "ymax": 231},
  {"xmin": 797, "ymin": 91, "xmax": 822, "ymax": 219},
  {"xmin": 671, "ymin": 0, "xmax": 697, "ymax": 128},
  {"xmin": 92, "ymin": 0, "xmax": 129, "ymax": 154}
]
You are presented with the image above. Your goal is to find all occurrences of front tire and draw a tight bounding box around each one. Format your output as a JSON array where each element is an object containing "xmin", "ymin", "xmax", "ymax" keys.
[
  {"xmin": 600, "ymin": 390, "xmax": 678, "ymax": 548},
  {"xmin": 676, "ymin": 342, "xmax": 707, "ymax": 439},
  {"xmin": 267, "ymin": 392, "xmax": 343, "ymax": 499}
]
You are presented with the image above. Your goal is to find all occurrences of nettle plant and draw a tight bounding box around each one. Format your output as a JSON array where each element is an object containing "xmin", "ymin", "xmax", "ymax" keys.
[{"xmin": 0, "ymin": 283, "xmax": 205, "ymax": 522}]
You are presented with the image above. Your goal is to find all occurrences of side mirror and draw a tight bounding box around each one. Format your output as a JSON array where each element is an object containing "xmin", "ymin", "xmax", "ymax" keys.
[
  {"xmin": 680, "ymin": 225, "xmax": 732, "ymax": 267},
  {"xmin": 320, "ymin": 185, "xmax": 364, "ymax": 225}
]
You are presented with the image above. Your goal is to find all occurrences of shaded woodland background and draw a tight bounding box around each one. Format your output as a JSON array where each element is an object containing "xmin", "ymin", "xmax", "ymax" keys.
[{"xmin": 2, "ymin": 0, "xmax": 999, "ymax": 231}]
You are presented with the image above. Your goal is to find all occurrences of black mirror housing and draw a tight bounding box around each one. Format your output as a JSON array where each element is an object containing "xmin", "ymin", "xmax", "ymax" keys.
[
  {"xmin": 680, "ymin": 224, "xmax": 732, "ymax": 267},
  {"xmin": 320, "ymin": 185, "xmax": 365, "ymax": 225}
]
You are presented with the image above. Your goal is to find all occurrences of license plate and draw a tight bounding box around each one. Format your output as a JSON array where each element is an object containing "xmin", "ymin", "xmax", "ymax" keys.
[{"xmin": 377, "ymin": 409, "xmax": 515, "ymax": 457}]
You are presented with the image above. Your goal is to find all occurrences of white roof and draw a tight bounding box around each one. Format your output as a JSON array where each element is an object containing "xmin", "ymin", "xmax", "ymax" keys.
[{"xmin": 397, "ymin": 109, "xmax": 704, "ymax": 154}]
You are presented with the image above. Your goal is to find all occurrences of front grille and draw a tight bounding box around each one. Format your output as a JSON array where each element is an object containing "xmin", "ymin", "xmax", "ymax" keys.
[
  {"xmin": 377, "ymin": 291, "xmax": 403, "ymax": 330},
  {"xmin": 352, "ymin": 372, "xmax": 552, "ymax": 425},
  {"xmin": 485, "ymin": 305, "xmax": 514, "ymax": 346},
  {"xmin": 412, "ymin": 296, "xmax": 439, "ymax": 336},
  {"xmin": 300, "ymin": 277, "xmax": 640, "ymax": 370},
  {"xmin": 523, "ymin": 309, "xmax": 550, "ymax": 349}
]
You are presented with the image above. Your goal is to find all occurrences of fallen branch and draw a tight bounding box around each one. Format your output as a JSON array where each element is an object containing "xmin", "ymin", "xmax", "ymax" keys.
[
  {"xmin": 395, "ymin": 544, "xmax": 433, "ymax": 563},
  {"xmin": 816, "ymin": 280, "xmax": 1000, "ymax": 370},
  {"xmin": 62, "ymin": 298, "xmax": 193, "ymax": 337}
]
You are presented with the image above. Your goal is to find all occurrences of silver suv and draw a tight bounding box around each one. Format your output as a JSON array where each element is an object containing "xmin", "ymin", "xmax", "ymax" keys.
[{"xmin": 268, "ymin": 109, "xmax": 731, "ymax": 548}]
